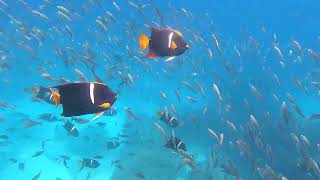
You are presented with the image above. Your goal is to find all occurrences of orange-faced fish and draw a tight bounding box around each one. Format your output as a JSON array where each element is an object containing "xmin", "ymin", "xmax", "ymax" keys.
[
  {"xmin": 36, "ymin": 86, "xmax": 55, "ymax": 105},
  {"xmin": 139, "ymin": 24, "xmax": 189, "ymax": 59},
  {"xmin": 49, "ymin": 82, "xmax": 117, "ymax": 117}
]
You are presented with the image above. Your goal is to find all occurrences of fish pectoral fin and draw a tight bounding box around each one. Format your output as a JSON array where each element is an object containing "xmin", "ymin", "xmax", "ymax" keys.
[
  {"xmin": 98, "ymin": 102, "xmax": 111, "ymax": 109},
  {"xmin": 139, "ymin": 33, "xmax": 149, "ymax": 50},
  {"xmin": 170, "ymin": 40, "xmax": 177, "ymax": 50},
  {"xmin": 49, "ymin": 88, "xmax": 60, "ymax": 106},
  {"xmin": 165, "ymin": 56, "xmax": 176, "ymax": 62},
  {"xmin": 145, "ymin": 50, "xmax": 160, "ymax": 58},
  {"xmin": 92, "ymin": 111, "xmax": 105, "ymax": 121}
]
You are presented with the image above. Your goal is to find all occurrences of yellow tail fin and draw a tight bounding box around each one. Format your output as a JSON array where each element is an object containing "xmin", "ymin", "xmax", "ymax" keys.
[
  {"xmin": 50, "ymin": 88, "xmax": 60, "ymax": 106},
  {"xmin": 139, "ymin": 33, "xmax": 149, "ymax": 50}
]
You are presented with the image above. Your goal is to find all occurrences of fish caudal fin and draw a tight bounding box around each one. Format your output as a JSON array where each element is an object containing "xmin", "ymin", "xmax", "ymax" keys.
[
  {"xmin": 49, "ymin": 88, "xmax": 60, "ymax": 106},
  {"xmin": 98, "ymin": 102, "xmax": 111, "ymax": 109},
  {"xmin": 139, "ymin": 33, "xmax": 149, "ymax": 50}
]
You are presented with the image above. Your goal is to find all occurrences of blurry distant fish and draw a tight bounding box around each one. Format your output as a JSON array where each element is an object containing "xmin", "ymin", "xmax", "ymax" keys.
[
  {"xmin": 281, "ymin": 102, "xmax": 291, "ymax": 124},
  {"xmin": 159, "ymin": 91, "xmax": 167, "ymax": 100},
  {"xmin": 32, "ymin": 171, "xmax": 41, "ymax": 180},
  {"xmin": 124, "ymin": 107, "xmax": 139, "ymax": 121},
  {"xmin": 195, "ymin": 81, "xmax": 205, "ymax": 97},
  {"xmin": 186, "ymin": 96, "xmax": 199, "ymax": 103},
  {"xmin": 221, "ymin": 159, "xmax": 240, "ymax": 179},
  {"xmin": 72, "ymin": 117, "xmax": 90, "ymax": 124},
  {"xmin": 0, "ymin": 101, "xmax": 16, "ymax": 110},
  {"xmin": 39, "ymin": 113, "xmax": 58, "ymax": 122},
  {"xmin": 155, "ymin": 7, "xmax": 164, "ymax": 26},
  {"xmin": 0, "ymin": 135, "xmax": 8, "ymax": 140},
  {"xmin": 225, "ymin": 120, "xmax": 237, "ymax": 132},
  {"xmin": 8, "ymin": 158, "xmax": 17, "ymax": 163},
  {"xmin": 307, "ymin": 114, "xmax": 320, "ymax": 121},
  {"xmin": 23, "ymin": 119, "xmax": 41, "ymax": 128},
  {"xmin": 139, "ymin": 25, "xmax": 189, "ymax": 59},
  {"xmin": 249, "ymin": 83, "xmax": 262, "ymax": 100},
  {"xmin": 32, "ymin": 150, "xmax": 44, "ymax": 157},
  {"xmin": 112, "ymin": 1, "xmax": 120, "ymax": 12},
  {"xmin": 308, "ymin": 49, "xmax": 320, "ymax": 64},
  {"xmin": 212, "ymin": 83, "xmax": 223, "ymax": 101},
  {"xmin": 212, "ymin": 33, "xmax": 222, "ymax": 55},
  {"xmin": 74, "ymin": 69, "xmax": 88, "ymax": 82},
  {"xmin": 106, "ymin": 140, "xmax": 120, "ymax": 150},
  {"xmin": 18, "ymin": 163, "xmax": 25, "ymax": 171},
  {"xmin": 273, "ymin": 45, "xmax": 285, "ymax": 62},
  {"xmin": 154, "ymin": 122, "xmax": 167, "ymax": 139},
  {"xmin": 135, "ymin": 172, "xmax": 145, "ymax": 179},
  {"xmin": 182, "ymin": 81, "xmax": 196, "ymax": 94},
  {"xmin": 103, "ymin": 107, "xmax": 117, "ymax": 116},
  {"xmin": 291, "ymin": 39, "xmax": 303, "ymax": 55},
  {"xmin": 80, "ymin": 158, "xmax": 100, "ymax": 170},
  {"xmin": 91, "ymin": 64, "xmax": 103, "ymax": 83},
  {"xmin": 49, "ymin": 82, "xmax": 117, "ymax": 118}
]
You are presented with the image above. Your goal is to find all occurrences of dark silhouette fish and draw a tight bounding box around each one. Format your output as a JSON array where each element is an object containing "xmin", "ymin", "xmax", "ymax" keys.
[
  {"xmin": 63, "ymin": 120, "xmax": 79, "ymax": 137},
  {"xmin": 107, "ymin": 140, "xmax": 120, "ymax": 150},
  {"xmin": 80, "ymin": 158, "xmax": 100, "ymax": 170},
  {"xmin": 18, "ymin": 163, "xmax": 24, "ymax": 171},
  {"xmin": 49, "ymin": 82, "xmax": 117, "ymax": 117},
  {"xmin": 32, "ymin": 150, "xmax": 44, "ymax": 157},
  {"xmin": 165, "ymin": 136, "xmax": 186, "ymax": 152},
  {"xmin": 139, "ymin": 24, "xmax": 189, "ymax": 58},
  {"xmin": 39, "ymin": 113, "xmax": 58, "ymax": 122},
  {"xmin": 72, "ymin": 117, "xmax": 90, "ymax": 124},
  {"xmin": 23, "ymin": 120, "xmax": 41, "ymax": 128},
  {"xmin": 32, "ymin": 171, "xmax": 41, "ymax": 180},
  {"xmin": 157, "ymin": 111, "xmax": 180, "ymax": 128}
]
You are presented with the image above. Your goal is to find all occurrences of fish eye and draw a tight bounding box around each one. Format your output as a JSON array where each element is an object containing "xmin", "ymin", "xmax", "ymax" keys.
[{"xmin": 186, "ymin": 44, "xmax": 190, "ymax": 48}]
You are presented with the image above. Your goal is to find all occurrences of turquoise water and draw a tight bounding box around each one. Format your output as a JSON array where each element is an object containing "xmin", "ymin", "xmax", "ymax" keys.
[{"xmin": 0, "ymin": 0, "xmax": 320, "ymax": 179}]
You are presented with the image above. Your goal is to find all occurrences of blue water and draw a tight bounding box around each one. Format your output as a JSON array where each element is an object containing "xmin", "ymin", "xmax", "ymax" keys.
[{"xmin": 1, "ymin": 0, "xmax": 320, "ymax": 179}]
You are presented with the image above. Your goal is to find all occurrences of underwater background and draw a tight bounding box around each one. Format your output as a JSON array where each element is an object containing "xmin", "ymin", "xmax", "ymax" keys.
[{"xmin": 0, "ymin": 0, "xmax": 320, "ymax": 179}]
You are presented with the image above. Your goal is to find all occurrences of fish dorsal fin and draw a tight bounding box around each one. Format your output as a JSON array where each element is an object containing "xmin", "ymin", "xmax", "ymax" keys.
[
  {"xmin": 174, "ymin": 30, "xmax": 183, "ymax": 37},
  {"xmin": 145, "ymin": 49, "xmax": 160, "ymax": 58},
  {"xmin": 170, "ymin": 41, "xmax": 177, "ymax": 50},
  {"xmin": 92, "ymin": 111, "xmax": 105, "ymax": 121},
  {"xmin": 139, "ymin": 33, "xmax": 149, "ymax": 50}
]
